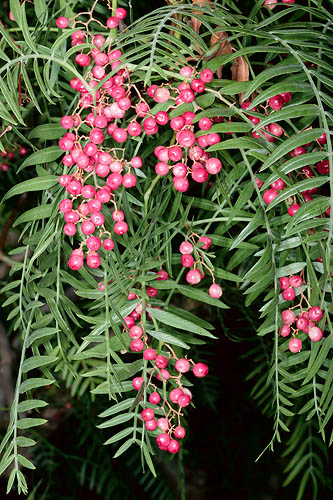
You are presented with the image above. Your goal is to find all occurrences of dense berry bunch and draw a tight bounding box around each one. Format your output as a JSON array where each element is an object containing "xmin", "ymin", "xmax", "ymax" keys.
[{"xmin": 278, "ymin": 273, "xmax": 324, "ymax": 352}]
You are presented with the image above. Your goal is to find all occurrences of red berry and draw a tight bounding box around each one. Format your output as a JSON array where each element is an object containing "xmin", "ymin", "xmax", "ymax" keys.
[
  {"xmin": 129, "ymin": 326, "xmax": 143, "ymax": 339},
  {"xmin": 263, "ymin": 189, "xmax": 278, "ymax": 204},
  {"xmin": 141, "ymin": 408, "xmax": 155, "ymax": 421},
  {"xmin": 149, "ymin": 392, "xmax": 161, "ymax": 404},
  {"xmin": 178, "ymin": 394, "xmax": 191, "ymax": 407},
  {"xmin": 168, "ymin": 440, "xmax": 180, "ymax": 454},
  {"xmin": 156, "ymin": 270, "xmax": 168, "ymax": 281},
  {"xmin": 289, "ymin": 275, "xmax": 302, "ymax": 288},
  {"xmin": 56, "ymin": 16, "xmax": 69, "ymax": 29},
  {"xmin": 156, "ymin": 433, "xmax": 171, "ymax": 449},
  {"xmin": 268, "ymin": 95, "xmax": 283, "ymax": 111},
  {"xmin": 68, "ymin": 255, "xmax": 83, "ymax": 270},
  {"xmin": 308, "ymin": 306, "xmax": 323, "ymax": 322},
  {"xmin": 169, "ymin": 388, "xmax": 183, "ymax": 403},
  {"xmin": 181, "ymin": 254, "xmax": 194, "ymax": 268},
  {"xmin": 145, "ymin": 419, "xmax": 157, "ymax": 431},
  {"xmin": 130, "ymin": 339, "xmax": 144, "ymax": 352},
  {"xmin": 155, "ymin": 355, "xmax": 168, "ymax": 369},
  {"xmin": 288, "ymin": 204, "xmax": 301, "ymax": 217},
  {"xmin": 174, "ymin": 426, "xmax": 186, "ymax": 439},
  {"xmin": 282, "ymin": 287, "xmax": 296, "ymax": 301},
  {"xmin": 144, "ymin": 348, "xmax": 157, "ymax": 360}
]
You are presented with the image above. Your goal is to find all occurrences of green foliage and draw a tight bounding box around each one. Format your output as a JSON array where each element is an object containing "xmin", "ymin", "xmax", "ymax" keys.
[{"xmin": 0, "ymin": 0, "xmax": 332, "ymax": 498}]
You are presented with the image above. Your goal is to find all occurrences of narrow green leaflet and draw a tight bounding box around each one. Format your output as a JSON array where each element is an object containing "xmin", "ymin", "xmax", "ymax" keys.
[
  {"xmin": 146, "ymin": 308, "xmax": 216, "ymax": 338},
  {"xmin": 2, "ymin": 176, "xmax": 58, "ymax": 203}
]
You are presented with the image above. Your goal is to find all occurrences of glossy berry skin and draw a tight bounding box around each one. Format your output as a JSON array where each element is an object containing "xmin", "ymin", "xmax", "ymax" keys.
[
  {"xmin": 56, "ymin": 16, "xmax": 69, "ymax": 29},
  {"xmin": 281, "ymin": 309, "xmax": 296, "ymax": 325},
  {"xmin": 279, "ymin": 92, "xmax": 292, "ymax": 103},
  {"xmin": 308, "ymin": 306, "xmax": 323, "ymax": 322},
  {"xmin": 114, "ymin": 221, "xmax": 128, "ymax": 235},
  {"xmin": 129, "ymin": 326, "xmax": 143, "ymax": 339},
  {"xmin": 282, "ymin": 287, "xmax": 296, "ymax": 301},
  {"xmin": 296, "ymin": 316, "xmax": 309, "ymax": 331},
  {"xmin": 103, "ymin": 239, "xmax": 114, "ymax": 251},
  {"xmin": 308, "ymin": 326, "xmax": 323, "ymax": 342},
  {"xmin": 141, "ymin": 408, "xmax": 155, "ymax": 421},
  {"xmin": 205, "ymin": 158, "xmax": 222, "ymax": 175},
  {"xmin": 288, "ymin": 338, "xmax": 302, "ymax": 353},
  {"xmin": 200, "ymin": 68, "xmax": 213, "ymax": 83},
  {"xmin": 173, "ymin": 177, "xmax": 189, "ymax": 192},
  {"xmin": 149, "ymin": 392, "xmax": 161, "ymax": 405},
  {"xmin": 209, "ymin": 284, "xmax": 223, "ymax": 298},
  {"xmin": 179, "ymin": 241, "xmax": 193, "ymax": 255},
  {"xmin": 263, "ymin": 189, "xmax": 278, "ymax": 204},
  {"xmin": 193, "ymin": 362, "xmax": 209, "ymax": 378},
  {"xmin": 168, "ymin": 440, "xmax": 180, "ymax": 454},
  {"xmin": 145, "ymin": 419, "xmax": 157, "ymax": 431},
  {"xmin": 199, "ymin": 236, "xmax": 212, "ymax": 249},
  {"xmin": 271, "ymin": 178, "xmax": 285, "ymax": 191},
  {"xmin": 175, "ymin": 358, "xmax": 191, "ymax": 373},
  {"xmin": 156, "ymin": 369, "xmax": 170, "ymax": 381},
  {"xmin": 174, "ymin": 426, "xmax": 186, "ymax": 439},
  {"xmin": 156, "ymin": 270, "xmax": 168, "ymax": 280},
  {"xmin": 68, "ymin": 255, "xmax": 83, "ymax": 270}
]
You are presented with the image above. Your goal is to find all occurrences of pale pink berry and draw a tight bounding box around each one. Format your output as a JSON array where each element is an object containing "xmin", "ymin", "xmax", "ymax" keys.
[
  {"xmin": 156, "ymin": 368, "xmax": 170, "ymax": 381},
  {"xmin": 174, "ymin": 426, "xmax": 186, "ymax": 439},
  {"xmin": 282, "ymin": 288, "xmax": 296, "ymax": 301},
  {"xmin": 280, "ymin": 325, "xmax": 291, "ymax": 337},
  {"xmin": 308, "ymin": 326, "xmax": 323, "ymax": 342},
  {"xmin": 63, "ymin": 223, "xmax": 76, "ymax": 236},
  {"xmin": 86, "ymin": 236, "xmax": 101, "ymax": 251},
  {"xmin": 175, "ymin": 358, "xmax": 191, "ymax": 373},
  {"xmin": 186, "ymin": 269, "xmax": 202, "ymax": 285},
  {"xmin": 205, "ymin": 158, "xmax": 222, "ymax": 175},
  {"xmin": 289, "ymin": 275, "xmax": 302, "ymax": 288},
  {"xmin": 115, "ymin": 7, "xmax": 127, "ymax": 19},
  {"xmin": 173, "ymin": 177, "xmax": 189, "ymax": 192},
  {"xmin": 209, "ymin": 284, "xmax": 223, "ymax": 298},
  {"xmin": 198, "ymin": 236, "xmax": 212, "ymax": 249},
  {"xmin": 179, "ymin": 241, "xmax": 193, "ymax": 255},
  {"xmin": 288, "ymin": 338, "xmax": 302, "ymax": 353},
  {"xmin": 81, "ymin": 221, "xmax": 95, "ymax": 235},
  {"xmin": 281, "ymin": 309, "xmax": 296, "ymax": 325},
  {"xmin": 157, "ymin": 418, "xmax": 169, "ymax": 432},
  {"xmin": 153, "ymin": 87, "xmax": 171, "ymax": 103}
]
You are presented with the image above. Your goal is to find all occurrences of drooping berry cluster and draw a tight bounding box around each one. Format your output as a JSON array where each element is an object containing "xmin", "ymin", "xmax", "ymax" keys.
[
  {"xmin": 279, "ymin": 273, "xmax": 324, "ymax": 352},
  {"xmin": 179, "ymin": 233, "xmax": 223, "ymax": 298}
]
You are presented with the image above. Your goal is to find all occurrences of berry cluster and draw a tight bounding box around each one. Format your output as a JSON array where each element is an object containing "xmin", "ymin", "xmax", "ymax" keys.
[
  {"xmin": 178, "ymin": 234, "xmax": 223, "ymax": 298},
  {"xmin": 279, "ymin": 273, "xmax": 324, "ymax": 352},
  {"xmin": 54, "ymin": 8, "xmax": 226, "ymax": 271},
  {"xmin": 0, "ymin": 144, "xmax": 27, "ymax": 173}
]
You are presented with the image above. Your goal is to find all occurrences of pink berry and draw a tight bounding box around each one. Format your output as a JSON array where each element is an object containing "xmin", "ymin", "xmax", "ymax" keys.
[
  {"xmin": 169, "ymin": 388, "xmax": 183, "ymax": 403},
  {"xmin": 175, "ymin": 358, "xmax": 191, "ymax": 373},
  {"xmin": 200, "ymin": 68, "xmax": 213, "ymax": 83},
  {"xmin": 114, "ymin": 221, "xmax": 128, "ymax": 235},
  {"xmin": 144, "ymin": 348, "xmax": 157, "ymax": 360},
  {"xmin": 156, "ymin": 433, "xmax": 171, "ymax": 449},
  {"xmin": 288, "ymin": 338, "xmax": 302, "ymax": 353},
  {"xmin": 186, "ymin": 269, "xmax": 202, "ymax": 285},
  {"xmin": 268, "ymin": 123, "xmax": 283, "ymax": 137},
  {"xmin": 132, "ymin": 377, "xmax": 144, "ymax": 390},
  {"xmin": 198, "ymin": 236, "xmax": 212, "ymax": 249},
  {"xmin": 180, "ymin": 66, "xmax": 193, "ymax": 78},
  {"xmin": 279, "ymin": 277, "xmax": 290, "ymax": 290},
  {"xmin": 192, "ymin": 168, "xmax": 208, "ymax": 183},
  {"xmin": 63, "ymin": 223, "xmax": 76, "ymax": 237},
  {"xmin": 208, "ymin": 284, "xmax": 223, "ymax": 298},
  {"xmin": 168, "ymin": 440, "xmax": 180, "ymax": 454},
  {"xmin": 155, "ymin": 162, "xmax": 169, "ymax": 176},
  {"xmin": 157, "ymin": 418, "xmax": 169, "ymax": 431},
  {"xmin": 86, "ymin": 253, "xmax": 101, "ymax": 269},
  {"xmin": 141, "ymin": 408, "xmax": 155, "ymax": 421},
  {"xmin": 279, "ymin": 92, "xmax": 291, "ymax": 103},
  {"xmin": 288, "ymin": 204, "xmax": 301, "ymax": 217},
  {"xmin": 81, "ymin": 221, "xmax": 95, "ymax": 235},
  {"xmin": 296, "ymin": 316, "xmax": 309, "ymax": 331},
  {"xmin": 174, "ymin": 426, "xmax": 186, "ymax": 439},
  {"xmin": 282, "ymin": 287, "xmax": 296, "ymax": 301},
  {"xmin": 115, "ymin": 7, "xmax": 127, "ymax": 19},
  {"xmin": 178, "ymin": 394, "xmax": 191, "ymax": 407},
  {"xmin": 145, "ymin": 419, "xmax": 157, "ymax": 431},
  {"xmin": 130, "ymin": 339, "xmax": 144, "ymax": 352},
  {"xmin": 271, "ymin": 178, "xmax": 285, "ymax": 191},
  {"xmin": 263, "ymin": 189, "xmax": 278, "ymax": 204},
  {"xmin": 168, "ymin": 146, "xmax": 183, "ymax": 162},
  {"xmin": 179, "ymin": 241, "xmax": 193, "ymax": 255},
  {"xmin": 268, "ymin": 95, "xmax": 283, "ymax": 111},
  {"xmin": 173, "ymin": 177, "xmax": 189, "ymax": 192},
  {"xmin": 193, "ymin": 362, "xmax": 208, "ymax": 378},
  {"xmin": 156, "ymin": 369, "xmax": 170, "ymax": 381},
  {"xmin": 281, "ymin": 309, "xmax": 296, "ymax": 325},
  {"xmin": 129, "ymin": 326, "xmax": 143, "ymax": 339},
  {"xmin": 155, "ymin": 355, "xmax": 168, "ymax": 369},
  {"xmin": 153, "ymin": 87, "xmax": 171, "ymax": 103},
  {"xmin": 308, "ymin": 306, "xmax": 323, "ymax": 322},
  {"xmin": 308, "ymin": 326, "xmax": 323, "ymax": 342},
  {"xmin": 156, "ymin": 270, "xmax": 168, "ymax": 280},
  {"xmin": 56, "ymin": 16, "xmax": 69, "ymax": 29},
  {"xmin": 86, "ymin": 236, "xmax": 101, "ymax": 251},
  {"xmin": 177, "ymin": 130, "xmax": 195, "ymax": 148},
  {"xmin": 149, "ymin": 392, "xmax": 161, "ymax": 404},
  {"xmin": 59, "ymin": 199, "xmax": 72, "ymax": 213},
  {"xmin": 205, "ymin": 158, "xmax": 222, "ymax": 175},
  {"xmin": 280, "ymin": 325, "xmax": 291, "ymax": 337},
  {"xmin": 103, "ymin": 238, "xmax": 114, "ymax": 251},
  {"xmin": 181, "ymin": 254, "xmax": 194, "ymax": 268},
  {"xmin": 68, "ymin": 255, "xmax": 83, "ymax": 270},
  {"xmin": 122, "ymin": 173, "xmax": 136, "ymax": 188},
  {"xmin": 107, "ymin": 17, "xmax": 119, "ymax": 29},
  {"xmin": 289, "ymin": 275, "xmax": 302, "ymax": 288},
  {"xmin": 130, "ymin": 156, "xmax": 142, "ymax": 168}
]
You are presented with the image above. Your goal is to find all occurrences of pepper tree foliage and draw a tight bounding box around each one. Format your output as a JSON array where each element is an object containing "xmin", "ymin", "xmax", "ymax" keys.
[{"xmin": 0, "ymin": 0, "xmax": 332, "ymax": 498}]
